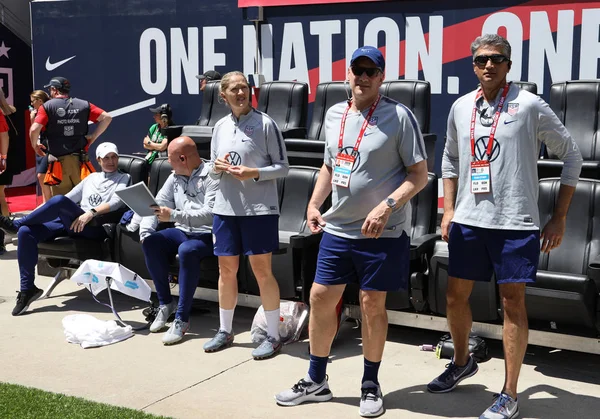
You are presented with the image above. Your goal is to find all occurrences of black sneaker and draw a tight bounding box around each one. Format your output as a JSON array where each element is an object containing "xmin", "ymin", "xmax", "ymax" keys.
[
  {"xmin": 12, "ymin": 287, "xmax": 43, "ymax": 316},
  {"xmin": 0, "ymin": 215, "xmax": 17, "ymax": 234},
  {"xmin": 427, "ymin": 356, "xmax": 479, "ymax": 393}
]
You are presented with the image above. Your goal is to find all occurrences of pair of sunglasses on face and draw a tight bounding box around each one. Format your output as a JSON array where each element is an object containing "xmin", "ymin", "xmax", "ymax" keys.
[
  {"xmin": 473, "ymin": 54, "xmax": 510, "ymax": 66},
  {"xmin": 350, "ymin": 66, "xmax": 382, "ymax": 77}
]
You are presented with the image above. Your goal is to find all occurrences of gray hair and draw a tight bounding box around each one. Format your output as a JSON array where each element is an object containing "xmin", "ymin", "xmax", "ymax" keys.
[{"xmin": 470, "ymin": 34, "xmax": 511, "ymax": 59}]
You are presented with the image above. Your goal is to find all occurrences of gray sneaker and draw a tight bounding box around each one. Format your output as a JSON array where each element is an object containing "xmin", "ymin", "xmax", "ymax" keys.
[
  {"xmin": 427, "ymin": 356, "xmax": 478, "ymax": 393},
  {"xmin": 252, "ymin": 335, "xmax": 282, "ymax": 360},
  {"xmin": 480, "ymin": 393, "xmax": 519, "ymax": 419},
  {"xmin": 359, "ymin": 381, "xmax": 384, "ymax": 417},
  {"xmin": 275, "ymin": 376, "xmax": 333, "ymax": 406},
  {"xmin": 203, "ymin": 330, "xmax": 234, "ymax": 352},
  {"xmin": 162, "ymin": 318, "xmax": 189, "ymax": 345},
  {"xmin": 149, "ymin": 300, "xmax": 177, "ymax": 333}
]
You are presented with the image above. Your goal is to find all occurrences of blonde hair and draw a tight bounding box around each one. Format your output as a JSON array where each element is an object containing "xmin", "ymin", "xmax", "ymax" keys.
[
  {"xmin": 30, "ymin": 90, "xmax": 50, "ymax": 103},
  {"xmin": 220, "ymin": 71, "xmax": 249, "ymax": 93}
]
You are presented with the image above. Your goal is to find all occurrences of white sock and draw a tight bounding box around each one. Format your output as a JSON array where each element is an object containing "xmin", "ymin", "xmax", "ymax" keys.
[
  {"xmin": 219, "ymin": 308, "xmax": 235, "ymax": 333},
  {"xmin": 264, "ymin": 308, "xmax": 281, "ymax": 341}
]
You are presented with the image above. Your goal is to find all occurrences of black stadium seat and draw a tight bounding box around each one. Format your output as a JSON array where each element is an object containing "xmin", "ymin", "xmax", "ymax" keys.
[
  {"xmin": 539, "ymin": 80, "xmax": 600, "ymax": 179},
  {"xmin": 380, "ymin": 80, "xmax": 436, "ymax": 171},
  {"xmin": 512, "ymin": 81, "xmax": 538, "ymax": 95},
  {"xmin": 257, "ymin": 81, "xmax": 309, "ymax": 139},
  {"xmin": 530, "ymin": 178, "xmax": 600, "ymax": 334}
]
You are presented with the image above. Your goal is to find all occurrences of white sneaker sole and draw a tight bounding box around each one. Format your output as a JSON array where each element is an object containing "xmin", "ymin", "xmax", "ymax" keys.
[
  {"xmin": 275, "ymin": 390, "xmax": 333, "ymax": 406},
  {"xmin": 360, "ymin": 404, "xmax": 385, "ymax": 417}
]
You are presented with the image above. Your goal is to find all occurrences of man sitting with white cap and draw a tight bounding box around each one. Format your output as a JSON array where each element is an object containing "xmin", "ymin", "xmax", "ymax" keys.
[{"xmin": 0, "ymin": 142, "xmax": 131, "ymax": 316}]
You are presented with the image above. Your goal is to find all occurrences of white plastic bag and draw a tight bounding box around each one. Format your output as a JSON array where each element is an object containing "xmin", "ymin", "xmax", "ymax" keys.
[
  {"xmin": 62, "ymin": 314, "xmax": 133, "ymax": 349},
  {"xmin": 251, "ymin": 301, "xmax": 309, "ymax": 345}
]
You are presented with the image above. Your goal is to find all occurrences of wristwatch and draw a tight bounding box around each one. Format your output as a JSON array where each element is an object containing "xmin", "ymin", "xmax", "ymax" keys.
[
  {"xmin": 89, "ymin": 208, "xmax": 98, "ymax": 217},
  {"xmin": 384, "ymin": 197, "xmax": 397, "ymax": 210}
]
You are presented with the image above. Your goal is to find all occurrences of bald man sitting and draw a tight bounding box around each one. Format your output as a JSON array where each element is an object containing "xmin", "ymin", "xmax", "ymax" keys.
[{"xmin": 140, "ymin": 137, "xmax": 219, "ymax": 345}]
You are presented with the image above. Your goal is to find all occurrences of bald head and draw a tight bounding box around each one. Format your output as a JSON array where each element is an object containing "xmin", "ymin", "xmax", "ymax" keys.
[
  {"xmin": 168, "ymin": 136, "xmax": 197, "ymax": 157},
  {"xmin": 168, "ymin": 136, "xmax": 202, "ymax": 176}
]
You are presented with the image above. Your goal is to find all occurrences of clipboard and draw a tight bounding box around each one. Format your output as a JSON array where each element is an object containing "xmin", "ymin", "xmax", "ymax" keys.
[{"xmin": 115, "ymin": 182, "xmax": 158, "ymax": 217}]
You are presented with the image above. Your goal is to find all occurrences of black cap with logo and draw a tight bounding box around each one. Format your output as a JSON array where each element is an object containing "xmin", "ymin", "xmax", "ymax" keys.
[
  {"xmin": 44, "ymin": 76, "xmax": 71, "ymax": 92},
  {"xmin": 195, "ymin": 70, "xmax": 222, "ymax": 81}
]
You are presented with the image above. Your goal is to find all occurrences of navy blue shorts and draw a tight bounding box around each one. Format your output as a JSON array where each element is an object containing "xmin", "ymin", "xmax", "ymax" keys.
[
  {"xmin": 213, "ymin": 214, "xmax": 279, "ymax": 256},
  {"xmin": 448, "ymin": 223, "xmax": 539, "ymax": 284},
  {"xmin": 314, "ymin": 232, "xmax": 410, "ymax": 291}
]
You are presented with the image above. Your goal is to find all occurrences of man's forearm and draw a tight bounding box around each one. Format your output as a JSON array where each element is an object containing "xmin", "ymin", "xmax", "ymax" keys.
[
  {"xmin": 308, "ymin": 164, "xmax": 333, "ymax": 209},
  {"xmin": 388, "ymin": 161, "xmax": 428, "ymax": 208},
  {"xmin": 90, "ymin": 116, "xmax": 112, "ymax": 143},
  {"xmin": 443, "ymin": 177, "xmax": 458, "ymax": 213},
  {"xmin": 553, "ymin": 184, "xmax": 576, "ymax": 218}
]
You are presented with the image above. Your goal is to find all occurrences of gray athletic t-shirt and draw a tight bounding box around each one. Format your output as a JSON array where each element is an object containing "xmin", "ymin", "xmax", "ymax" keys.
[
  {"xmin": 65, "ymin": 170, "xmax": 131, "ymax": 212},
  {"xmin": 322, "ymin": 96, "xmax": 427, "ymax": 239},
  {"xmin": 210, "ymin": 109, "xmax": 289, "ymax": 216},
  {"xmin": 442, "ymin": 83, "xmax": 583, "ymax": 230}
]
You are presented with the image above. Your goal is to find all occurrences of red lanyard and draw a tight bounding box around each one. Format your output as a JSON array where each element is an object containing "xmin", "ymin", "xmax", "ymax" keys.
[
  {"xmin": 470, "ymin": 84, "xmax": 510, "ymax": 160},
  {"xmin": 338, "ymin": 95, "xmax": 381, "ymax": 153}
]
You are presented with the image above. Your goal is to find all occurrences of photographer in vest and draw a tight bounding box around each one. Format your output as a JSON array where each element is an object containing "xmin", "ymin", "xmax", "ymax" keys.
[{"xmin": 29, "ymin": 77, "xmax": 113, "ymax": 196}]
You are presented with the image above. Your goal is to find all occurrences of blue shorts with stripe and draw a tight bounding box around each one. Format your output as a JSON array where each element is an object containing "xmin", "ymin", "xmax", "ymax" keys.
[
  {"xmin": 314, "ymin": 231, "xmax": 410, "ymax": 291},
  {"xmin": 448, "ymin": 223, "xmax": 539, "ymax": 284},
  {"xmin": 212, "ymin": 214, "xmax": 279, "ymax": 256}
]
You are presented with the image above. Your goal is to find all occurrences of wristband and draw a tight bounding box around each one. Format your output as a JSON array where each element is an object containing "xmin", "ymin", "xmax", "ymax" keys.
[{"xmin": 89, "ymin": 208, "xmax": 98, "ymax": 217}]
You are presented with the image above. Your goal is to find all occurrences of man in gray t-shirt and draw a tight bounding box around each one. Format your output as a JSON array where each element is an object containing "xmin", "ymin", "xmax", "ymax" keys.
[
  {"xmin": 276, "ymin": 46, "xmax": 428, "ymax": 416},
  {"xmin": 0, "ymin": 142, "xmax": 130, "ymax": 316},
  {"xmin": 428, "ymin": 34, "xmax": 582, "ymax": 419}
]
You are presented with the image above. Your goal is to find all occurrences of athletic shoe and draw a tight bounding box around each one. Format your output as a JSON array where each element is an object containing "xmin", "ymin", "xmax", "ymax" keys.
[
  {"xmin": 480, "ymin": 393, "xmax": 520, "ymax": 419},
  {"xmin": 252, "ymin": 335, "xmax": 282, "ymax": 360},
  {"xmin": 149, "ymin": 300, "xmax": 178, "ymax": 333},
  {"xmin": 0, "ymin": 215, "xmax": 17, "ymax": 234},
  {"xmin": 12, "ymin": 287, "xmax": 43, "ymax": 316},
  {"xmin": 359, "ymin": 381, "xmax": 384, "ymax": 417},
  {"xmin": 162, "ymin": 318, "xmax": 189, "ymax": 345},
  {"xmin": 275, "ymin": 375, "xmax": 333, "ymax": 406},
  {"xmin": 427, "ymin": 356, "xmax": 478, "ymax": 393},
  {"xmin": 203, "ymin": 330, "xmax": 234, "ymax": 352}
]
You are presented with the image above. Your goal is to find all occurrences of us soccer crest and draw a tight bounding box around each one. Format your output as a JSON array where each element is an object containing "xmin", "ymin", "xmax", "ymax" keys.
[
  {"xmin": 368, "ymin": 116, "xmax": 378, "ymax": 126},
  {"xmin": 507, "ymin": 103, "xmax": 519, "ymax": 116}
]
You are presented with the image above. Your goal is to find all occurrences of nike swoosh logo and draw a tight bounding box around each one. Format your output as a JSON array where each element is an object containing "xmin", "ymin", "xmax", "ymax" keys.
[
  {"xmin": 305, "ymin": 382, "xmax": 326, "ymax": 395},
  {"xmin": 46, "ymin": 55, "xmax": 76, "ymax": 71},
  {"xmin": 504, "ymin": 120, "xmax": 517, "ymax": 125}
]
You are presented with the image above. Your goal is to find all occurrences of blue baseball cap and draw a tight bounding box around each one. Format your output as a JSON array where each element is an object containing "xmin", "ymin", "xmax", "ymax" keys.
[{"xmin": 350, "ymin": 46, "xmax": 385, "ymax": 72}]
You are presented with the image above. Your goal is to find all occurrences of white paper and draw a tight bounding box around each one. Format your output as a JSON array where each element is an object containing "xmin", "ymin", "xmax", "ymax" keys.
[{"xmin": 115, "ymin": 181, "xmax": 158, "ymax": 216}]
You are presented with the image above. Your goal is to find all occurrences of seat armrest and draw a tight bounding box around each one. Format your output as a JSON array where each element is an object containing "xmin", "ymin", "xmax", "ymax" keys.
[
  {"xmin": 410, "ymin": 233, "xmax": 441, "ymax": 260},
  {"xmin": 162, "ymin": 125, "xmax": 184, "ymax": 140},
  {"xmin": 422, "ymin": 133, "xmax": 437, "ymax": 172},
  {"xmin": 89, "ymin": 210, "xmax": 125, "ymax": 227},
  {"xmin": 281, "ymin": 127, "xmax": 307, "ymax": 139},
  {"xmin": 587, "ymin": 255, "xmax": 600, "ymax": 287},
  {"xmin": 290, "ymin": 231, "xmax": 322, "ymax": 249}
]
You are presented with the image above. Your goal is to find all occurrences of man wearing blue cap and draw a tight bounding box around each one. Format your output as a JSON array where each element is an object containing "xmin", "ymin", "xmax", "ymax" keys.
[{"xmin": 275, "ymin": 46, "xmax": 429, "ymax": 417}]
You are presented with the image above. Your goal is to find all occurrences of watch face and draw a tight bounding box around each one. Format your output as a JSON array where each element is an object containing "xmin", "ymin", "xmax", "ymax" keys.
[{"xmin": 386, "ymin": 198, "xmax": 396, "ymax": 207}]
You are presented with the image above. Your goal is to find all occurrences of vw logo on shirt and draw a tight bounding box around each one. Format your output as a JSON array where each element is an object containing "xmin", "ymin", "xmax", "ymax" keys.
[
  {"xmin": 474, "ymin": 136, "xmax": 501, "ymax": 162},
  {"xmin": 88, "ymin": 193, "xmax": 103, "ymax": 207},
  {"xmin": 228, "ymin": 151, "xmax": 242, "ymax": 166}
]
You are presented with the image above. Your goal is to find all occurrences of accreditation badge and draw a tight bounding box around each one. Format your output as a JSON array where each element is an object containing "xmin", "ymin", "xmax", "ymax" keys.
[
  {"xmin": 331, "ymin": 153, "xmax": 354, "ymax": 188},
  {"xmin": 470, "ymin": 160, "xmax": 491, "ymax": 194}
]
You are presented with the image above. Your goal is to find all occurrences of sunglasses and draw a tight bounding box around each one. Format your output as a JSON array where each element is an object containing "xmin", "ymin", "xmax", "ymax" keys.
[
  {"xmin": 351, "ymin": 66, "xmax": 381, "ymax": 77},
  {"xmin": 474, "ymin": 54, "xmax": 509, "ymax": 66}
]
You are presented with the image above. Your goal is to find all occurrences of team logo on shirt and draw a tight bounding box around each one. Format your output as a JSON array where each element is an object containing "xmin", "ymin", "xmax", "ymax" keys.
[
  {"xmin": 368, "ymin": 116, "xmax": 378, "ymax": 126},
  {"xmin": 474, "ymin": 136, "xmax": 501, "ymax": 162},
  {"xmin": 507, "ymin": 103, "xmax": 519, "ymax": 116},
  {"xmin": 340, "ymin": 146, "xmax": 361, "ymax": 172},
  {"xmin": 228, "ymin": 151, "xmax": 242, "ymax": 166},
  {"xmin": 64, "ymin": 126, "xmax": 74, "ymax": 137},
  {"xmin": 244, "ymin": 125, "xmax": 254, "ymax": 136},
  {"xmin": 88, "ymin": 193, "xmax": 103, "ymax": 207}
]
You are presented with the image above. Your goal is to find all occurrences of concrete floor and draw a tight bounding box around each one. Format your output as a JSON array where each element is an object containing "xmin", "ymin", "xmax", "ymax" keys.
[{"xmin": 0, "ymin": 242, "xmax": 599, "ymax": 418}]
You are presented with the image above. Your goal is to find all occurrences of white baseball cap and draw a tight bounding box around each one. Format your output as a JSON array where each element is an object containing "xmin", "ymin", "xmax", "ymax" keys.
[{"xmin": 96, "ymin": 142, "xmax": 119, "ymax": 159}]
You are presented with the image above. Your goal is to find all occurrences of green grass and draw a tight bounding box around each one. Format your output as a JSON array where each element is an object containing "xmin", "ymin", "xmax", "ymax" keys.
[{"xmin": 0, "ymin": 382, "xmax": 172, "ymax": 419}]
